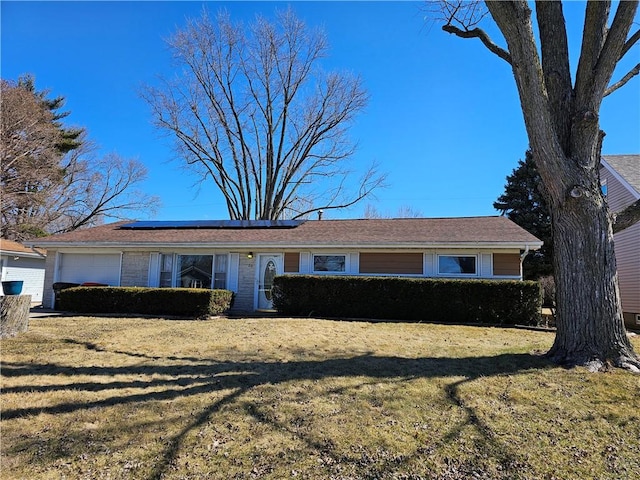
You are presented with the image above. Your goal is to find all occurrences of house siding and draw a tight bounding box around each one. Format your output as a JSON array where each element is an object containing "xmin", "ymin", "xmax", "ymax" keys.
[
  {"xmin": 602, "ymin": 167, "xmax": 637, "ymax": 213},
  {"xmin": 1, "ymin": 256, "xmax": 45, "ymax": 302},
  {"xmin": 38, "ymin": 247, "xmax": 532, "ymax": 312},
  {"xmin": 614, "ymin": 223, "xmax": 640, "ymax": 316},
  {"xmin": 359, "ymin": 252, "xmax": 423, "ymax": 274},
  {"xmin": 601, "ymin": 163, "xmax": 640, "ymax": 328},
  {"xmin": 120, "ymin": 252, "xmax": 150, "ymax": 287},
  {"xmin": 492, "ymin": 253, "xmax": 521, "ymax": 276},
  {"xmin": 284, "ymin": 252, "xmax": 300, "ymax": 273}
]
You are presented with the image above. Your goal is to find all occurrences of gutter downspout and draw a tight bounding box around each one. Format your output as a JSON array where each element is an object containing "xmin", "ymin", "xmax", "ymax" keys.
[{"xmin": 520, "ymin": 245, "xmax": 531, "ymax": 281}]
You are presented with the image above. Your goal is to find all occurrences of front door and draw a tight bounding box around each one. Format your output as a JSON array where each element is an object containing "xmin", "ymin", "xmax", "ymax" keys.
[{"xmin": 257, "ymin": 254, "xmax": 282, "ymax": 311}]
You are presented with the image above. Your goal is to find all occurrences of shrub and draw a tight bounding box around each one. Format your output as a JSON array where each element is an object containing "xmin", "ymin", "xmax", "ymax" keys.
[
  {"xmin": 538, "ymin": 275, "xmax": 556, "ymax": 308},
  {"xmin": 59, "ymin": 287, "xmax": 234, "ymax": 318},
  {"xmin": 272, "ymin": 275, "xmax": 542, "ymax": 326}
]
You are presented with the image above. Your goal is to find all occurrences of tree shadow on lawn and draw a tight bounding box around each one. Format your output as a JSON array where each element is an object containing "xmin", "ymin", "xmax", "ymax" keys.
[{"xmin": 2, "ymin": 342, "xmax": 553, "ymax": 479}]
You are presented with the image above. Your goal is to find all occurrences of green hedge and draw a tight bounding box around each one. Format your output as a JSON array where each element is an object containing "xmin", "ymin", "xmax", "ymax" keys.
[
  {"xmin": 59, "ymin": 287, "xmax": 234, "ymax": 318},
  {"xmin": 272, "ymin": 275, "xmax": 542, "ymax": 326}
]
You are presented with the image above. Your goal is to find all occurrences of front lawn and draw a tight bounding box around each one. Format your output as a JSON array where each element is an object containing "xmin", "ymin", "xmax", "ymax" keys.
[{"xmin": 1, "ymin": 317, "xmax": 639, "ymax": 479}]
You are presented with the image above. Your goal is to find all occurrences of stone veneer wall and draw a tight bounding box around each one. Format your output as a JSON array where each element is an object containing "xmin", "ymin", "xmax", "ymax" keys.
[
  {"xmin": 120, "ymin": 252, "xmax": 151, "ymax": 287},
  {"xmin": 42, "ymin": 252, "xmax": 57, "ymax": 308},
  {"xmin": 233, "ymin": 254, "xmax": 256, "ymax": 312}
]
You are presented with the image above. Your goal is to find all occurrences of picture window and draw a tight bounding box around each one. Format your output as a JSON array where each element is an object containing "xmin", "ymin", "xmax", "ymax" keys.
[
  {"xmin": 313, "ymin": 254, "xmax": 347, "ymax": 273},
  {"xmin": 438, "ymin": 255, "xmax": 477, "ymax": 275}
]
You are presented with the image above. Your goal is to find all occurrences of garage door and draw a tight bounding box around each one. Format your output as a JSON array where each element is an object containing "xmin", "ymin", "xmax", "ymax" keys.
[{"xmin": 59, "ymin": 253, "xmax": 121, "ymax": 286}]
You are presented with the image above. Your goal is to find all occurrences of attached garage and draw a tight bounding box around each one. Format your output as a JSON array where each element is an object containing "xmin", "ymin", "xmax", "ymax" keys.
[{"xmin": 58, "ymin": 253, "xmax": 122, "ymax": 286}]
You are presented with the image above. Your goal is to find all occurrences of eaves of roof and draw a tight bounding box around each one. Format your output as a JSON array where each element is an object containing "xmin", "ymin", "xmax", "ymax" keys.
[
  {"xmin": 25, "ymin": 217, "xmax": 543, "ymax": 251},
  {"xmin": 29, "ymin": 240, "xmax": 542, "ymax": 250},
  {"xmin": 602, "ymin": 155, "xmax": 640, "ymax": 198},
  {"xmin": 0, "ymin": 239, "xmax": 47, "ymax": 258}
]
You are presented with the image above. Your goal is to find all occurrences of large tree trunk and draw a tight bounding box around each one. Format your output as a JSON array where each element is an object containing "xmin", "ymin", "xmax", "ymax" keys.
[
  {"xmin": 546, "ymin": 189, "xmax": 638, "ymax": 371},
  {"xmin": 483, "ymin": 0, "xmax": 640, "ymax": 371}
]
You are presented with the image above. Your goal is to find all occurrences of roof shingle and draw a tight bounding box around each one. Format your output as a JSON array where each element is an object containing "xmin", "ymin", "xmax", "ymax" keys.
[
  {"xmin": 26, "ymin": 216, "xmax": 542, "ymax": 249},
  {"xmin": 0, "ymin": 239, "xmax": 46, "ymax": 257},
  {"xmin": 603, "ymin": 154, "xmax": 640, "ymax": 194}
]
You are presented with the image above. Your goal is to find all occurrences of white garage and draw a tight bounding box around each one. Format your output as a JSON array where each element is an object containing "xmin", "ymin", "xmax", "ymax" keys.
[
  {"xmin": 1, "ymin": 240, "xmax": 47, "ymax": 303},
  {"xmin": 58, "ymin": 253, "xmax": 122, "ymax": 286}
]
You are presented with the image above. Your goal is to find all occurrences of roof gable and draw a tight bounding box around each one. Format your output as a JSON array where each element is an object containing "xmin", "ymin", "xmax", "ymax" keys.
[{"xmin": 602, "ymin": 155, "xmax": 640, "ymax": 197}]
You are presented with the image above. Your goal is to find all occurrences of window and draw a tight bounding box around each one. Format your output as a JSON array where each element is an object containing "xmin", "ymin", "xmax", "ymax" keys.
[
  {"xmin": 438, "ymin": 255, "xmax": 477, "ymax": 275},
  {"xmin": 159, "ymin": 254, "xmax": 173, "ymax": 287},
  {"xmin": 178, "ymin": 255, "xmax": 213, "ymax": 288},
  {"xmin": 313, "ymin": 254, "xmax": 346, "ymax": 273},
  {"xmin": 159, "ymin": 253, "xmax": 227, "ymax": 289},
  {"xmin": 213, "ymin": 254, "xmax": 227, "ymax": 289}
]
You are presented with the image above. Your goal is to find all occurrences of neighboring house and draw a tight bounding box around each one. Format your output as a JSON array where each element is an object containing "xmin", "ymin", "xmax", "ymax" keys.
[
  {"xmin": 601, "ymin": 154, "xmax": 640, "ymax": 330},
  {"xmin": 26, "ymin": 216, "xmax": 542, "ymax": 313},
  {"xmin": 0, "ymin": 239, "xmax": 47, "ymax": 303}
]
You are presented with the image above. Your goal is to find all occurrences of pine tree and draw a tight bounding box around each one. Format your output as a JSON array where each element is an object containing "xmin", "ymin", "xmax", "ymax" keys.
[
  {"xmin": 494, "ymin": 150, "xmax": 552, "ymax": 279},
  {"xmin": 17, "ymin": 74, "xmax": 84, "ymax": 155},
  {"xmin": 1, "ymin": 76, "xmax": 157, "ymax": 241}
]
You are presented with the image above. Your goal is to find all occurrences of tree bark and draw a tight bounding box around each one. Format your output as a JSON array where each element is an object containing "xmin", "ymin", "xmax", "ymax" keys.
[
  {"xmin": 613, "ymin": 199, "xmax": 640, "ymax": 233},
  {"xmin": 0, "ymin": 295, "xmax": 31, "ymax": 338},
  {"xmin": 483, "ymin": 0, "xmax": 639, "ymax": 371},
  {"xmin": 441, "ymin": 1, "xmax": 639, "ymax": 370},
  {"xmin": 546, "ymin": 190, "xmax": 638, "ymax": 371}
]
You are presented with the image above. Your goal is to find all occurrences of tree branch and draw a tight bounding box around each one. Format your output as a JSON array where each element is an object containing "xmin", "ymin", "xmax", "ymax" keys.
[
  {"xmin": 574, "ymin": 0, "xmax": 610, "ymax": 104},
  {"xmin": 613, "ymin": 199, "xmax": 640, "ymax": 233},
  {"xmin": 590, "ymin": 1, "xmax": 638, "ymax": 103},
  {"xmin": 442, "ymin": 24, "xmax": 512, "ymax": 64},
  {"xmin": 620, "ymin": 28, "xmax": 640, "ymax": 59},
  {"xmin": 604, "ymin": 62, "xmax": 640, "ymax": 96},
  {"xmin": 535, "ymin": 0, "xmax": 573, "ymax": 150}
]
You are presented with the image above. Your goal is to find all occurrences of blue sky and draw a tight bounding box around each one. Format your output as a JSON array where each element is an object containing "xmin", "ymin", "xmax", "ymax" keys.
[{"xmin": 2, "ymin": 1, "xmax": 639, "ymax": 220}]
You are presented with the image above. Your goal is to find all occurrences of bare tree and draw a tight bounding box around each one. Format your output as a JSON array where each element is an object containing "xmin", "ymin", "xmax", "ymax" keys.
[
  {"xmin": 434, "ymin": 1, "xmax": 639, "ymax": 371},
  {"xmin": 142, "ymin": 8, "xmax": 385, "ymax": 220},
  {"xmin": 41, "ymin": 139, "xmax": 159, "ymax": 234},
  {"xmin": 363, "ymin": 204, "xmax": 424, "ymax": 219},
  {"xmin": 1, "ymin": 78, "xmax": 159, "ymax": 241}
]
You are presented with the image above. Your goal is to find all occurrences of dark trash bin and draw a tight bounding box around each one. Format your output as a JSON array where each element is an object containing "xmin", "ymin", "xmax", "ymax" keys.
[{"xmin": 52, "ymin": 282, "xmax": 80, "ymax": 310}]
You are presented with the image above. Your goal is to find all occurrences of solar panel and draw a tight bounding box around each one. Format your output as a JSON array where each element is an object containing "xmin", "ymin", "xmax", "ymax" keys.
[{"xmin": 119, "ymin": 220, "xmax": 305, "ymax": 230}]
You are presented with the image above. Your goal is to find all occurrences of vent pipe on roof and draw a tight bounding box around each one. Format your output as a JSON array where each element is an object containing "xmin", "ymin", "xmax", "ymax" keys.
[{"xmin": 318, "ymin": 210, "xmax": 324, "ymax": 220}]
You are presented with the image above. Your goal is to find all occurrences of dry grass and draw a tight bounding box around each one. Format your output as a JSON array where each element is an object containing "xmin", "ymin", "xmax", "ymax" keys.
[{"xmin": 1, "ymin": 316, "xmax": 639, "ymax": 480}]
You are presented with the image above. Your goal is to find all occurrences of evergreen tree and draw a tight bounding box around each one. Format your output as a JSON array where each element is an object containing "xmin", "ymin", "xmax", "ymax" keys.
[
  {"xmin": 17, "ymin": 74, "xmax": 84, "ymax": 155},
  {"xmin": 1, "ymin": 76, "xmax": 157, "ymax": 241},
  {"xmin": 494, "ymin": 150, "xmax": 552, "ymax": 279}
]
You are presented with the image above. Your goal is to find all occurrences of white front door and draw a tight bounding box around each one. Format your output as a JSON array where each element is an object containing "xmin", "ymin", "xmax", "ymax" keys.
[{"xmin": 257, "ymin": 254, "xmax": 281, "ymax": 311}]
